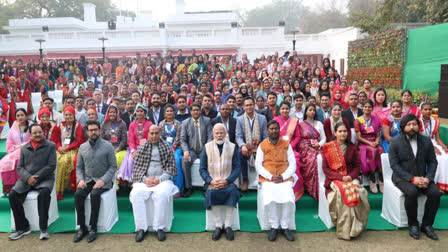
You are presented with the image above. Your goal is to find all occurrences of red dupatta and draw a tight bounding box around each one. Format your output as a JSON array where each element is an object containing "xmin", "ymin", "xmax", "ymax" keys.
[{"xmin": 323, "ymin": 141, "xmax": 360, "ymax": 207}]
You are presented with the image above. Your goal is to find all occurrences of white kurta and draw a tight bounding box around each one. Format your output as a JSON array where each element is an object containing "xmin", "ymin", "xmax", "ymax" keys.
[
  {"xmin": 255, "ymin": 142, "xmax": 296, "ymax": 229},
  {"xmin": 130, "ymin": 181, "xmax": 179, "ymax": 231}
]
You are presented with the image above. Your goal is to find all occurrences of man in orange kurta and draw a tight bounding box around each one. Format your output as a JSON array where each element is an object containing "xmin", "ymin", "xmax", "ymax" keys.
[{"xmin": 255, "ymin": 120, "xmax": 296, "ymax": 242}]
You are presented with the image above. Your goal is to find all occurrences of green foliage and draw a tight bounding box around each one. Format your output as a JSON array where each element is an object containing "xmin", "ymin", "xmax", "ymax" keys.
[
  {"xmin": 347, "ymin": 29, "xmax": 406, "ymax": 88},
  {"xmin": 348, "ymin": 0, "xmax": 447, "ymax": 34},
  {"xmin": 0, "ymin": 0, "xmax": 134, "ymax": 33}
]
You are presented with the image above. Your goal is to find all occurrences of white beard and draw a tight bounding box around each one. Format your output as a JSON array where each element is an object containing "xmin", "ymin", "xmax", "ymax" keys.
[{"xmin": 216, "ymin": 140, "xmax": 224, "ymax": 145}]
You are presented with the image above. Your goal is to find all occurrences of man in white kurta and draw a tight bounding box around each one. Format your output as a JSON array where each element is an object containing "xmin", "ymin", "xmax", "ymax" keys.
[
  {"xmin": 130, "ymin": 125, "xmax": 178, "ymax": 242},
  {"xmin": 255, "ymin": 120, "xmax": 296, "ymax": 241}
]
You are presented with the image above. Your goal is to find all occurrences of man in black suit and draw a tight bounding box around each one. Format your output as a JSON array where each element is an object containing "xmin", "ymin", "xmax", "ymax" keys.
[
  {"xmin": 120, "ymin": 98, "xmax": 135, "ymax": 129},
  {"xmin": 389, "ymin": 114, "xmax": 441, "ymax": 240},
  {"xmin": 262, "ymin": 91, "xmax": 279, "ymax": 122},
  {"xmin": 211, "ymin": 104, "xmax": 236, "ymax": 144},
  {"xmin": 342, "ymin": 93, "xmax": 363, "ymax": 128},
  {"xmin": 147, "ymin": 92, "xmax": 164, "ymax": 126},
  {"xmin": 93, "ymin": 90, "xmax": 109, "ymax": 115}
]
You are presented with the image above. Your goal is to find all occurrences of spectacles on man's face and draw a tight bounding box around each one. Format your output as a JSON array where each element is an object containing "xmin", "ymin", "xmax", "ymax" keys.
[{"xmin": 87, "ymin": 128, "xmax": 100, "ymax": 132}]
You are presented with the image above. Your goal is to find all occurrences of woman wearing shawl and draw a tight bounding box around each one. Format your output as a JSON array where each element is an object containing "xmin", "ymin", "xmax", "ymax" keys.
[
  {"xmin": 274, "ymin": 101, "xmax": 303, "ymax": 201},
  {"xmin": 101, "ymin": 104, "xmax": 128, "ymax": 168},
  {"xmin": 322, "ymin": 122, "xmax": 369, "ymax": 240},
  {"xmin": 355, "ymin": 99, "xmax": 384, "ymax": 194},
  {"xmin": 331, "ymin": 88, "xmax": 349, "ymax": 110},
  {"xmin": 158, "ymin": 104, "xmax": 184, "ymax": 195},
  {"xmin": 38, "ymin": 107, "xmax": 61, "ymax": 144},
  {"xmin": 117, "ymin": 103, "xmax": 152, "ymax": 183},
  {"xmin": 0, "ymin": 109, "xmax": 32, "ymax": 196},
  {"xmin": 323, "ymin": 102, "xmax": 351, "ymax": 142},
  {"xmin": 298, "ymin": 104, "xmax": 326, "ymax": 201},
  {"xmin": 381, "ymin": 100, "xmax": 403, "ymax": 153},
  {"xmin": 56, "ymin": 106, "xmax": 86, "ymax": 200},
  {"xmin": 420, "ymin": 103, "xmax": 448, "ymax": 192}
]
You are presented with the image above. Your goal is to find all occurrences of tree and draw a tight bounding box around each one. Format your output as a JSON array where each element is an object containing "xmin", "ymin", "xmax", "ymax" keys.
[
  {"xmin": 347, "ymin": 0, "xmax": 447, "ymax": 34},
  {"xmin": 425, "ymin": 0, "xmax": 448, "ymax": 24},
  {"xmin": 241, "ymin": 0, "xmax": 307, "ymax": 33},
  {"xmin": 0, "ymin": 0, "xmax": 134, "ymax": 33},
  {"xmin": 241, "ymin": 0, "xmax": 349, "ymax": 34}
]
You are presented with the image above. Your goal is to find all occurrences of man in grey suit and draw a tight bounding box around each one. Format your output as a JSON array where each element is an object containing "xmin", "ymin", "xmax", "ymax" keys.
[
  {"xmin": 181, "ymin": 103, "xmax": 213, "ymax": 197},
  {"xmin": 73, "ymin": 120, "xmax": 117, "ymax": 243},
  {"xmin": 9, "ymin": 124, "xmax": 57, "ymax": 241},
  {"xmin": 236, "ymin": 97, "xmax": 268, "ymax": 191}
]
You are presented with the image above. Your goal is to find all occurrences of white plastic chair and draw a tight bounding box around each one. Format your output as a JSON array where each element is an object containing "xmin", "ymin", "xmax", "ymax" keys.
[
  {"xmin": 135, "ymin": 195, "xmax": 174, "ymax": 232},
  {"xmin": 11, "ymin": 184, "xmax": 59, "ymax": 231},
  {"xmin": 75, "ymin": 182, "xmax": 119, "ymax": 232},
  {"xmin": 257, "ymin": 184, "xmax": 296, "ymax": 231},
  {"xmin": 380, "ymin": 153, "xmax": 426, "ymax": 227},
  {"xmin": 317, "ymin": 154, "xmax": 335, "ymax": 229},
  {"xmin": 191, "ymin": 159, "xmax": 204, "ymax": 187},
  {"xmin": 205, "ymin": 204, "xmax": 240, "ymax": 231}
]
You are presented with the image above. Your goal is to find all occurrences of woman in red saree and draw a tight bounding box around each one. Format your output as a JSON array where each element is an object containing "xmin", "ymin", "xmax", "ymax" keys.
[
  {"xmin": 274, "ymin": 101, "xmax": 303, "ymax": 201},
  {"xmin": 322, "ymin": 122, "xmax": 369, "ymax": 240},
  {"xmin": 298, "ymin": 104, "xmax": 326, "ymax": 201},
  {"xmin": 401, "ymin": 89, "xmax": 421, "ymax": 118}
]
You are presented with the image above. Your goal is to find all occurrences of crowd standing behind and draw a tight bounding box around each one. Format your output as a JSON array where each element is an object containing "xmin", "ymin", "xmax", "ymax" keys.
[{"xmin": 0, "ymin": 50, "xmax": 447, "ymax": 242}]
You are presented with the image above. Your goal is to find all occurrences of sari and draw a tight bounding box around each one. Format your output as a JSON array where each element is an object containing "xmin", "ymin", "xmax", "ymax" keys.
[
  {"xmin": 420, "ymin": 117, "xmax": 448, "ymax": 191},
  {"xmin": 274, "ymin": 116, "xmax": 303, "ymax": 201},
  {"xmin": 322, "ymin": 141, "xmax": 370, "ymax": 240},
  {"xmin": 381, "ymin": 116, "xmax": 401, "ymax": 153},
  {"xmin": 354, "ymin": 115, "xmax": 384, "ymax": 176},
  {"xmin": 56, "ymin": 121, "xmax": 85, "ymax": 199},
  {"xmin": 372, "ymin": 104, "xmax": 391, "ymax": 121},
  {"xmin": 0, "ymin": 121, "xmax": 31, "ymax": 193},
  {"xmin": 298, "ymin": 120, "xmax": 323, "ymax": 201},
  {"xmin": 402, "ymin": 104, "xmax": 421, "ymax": 118}
]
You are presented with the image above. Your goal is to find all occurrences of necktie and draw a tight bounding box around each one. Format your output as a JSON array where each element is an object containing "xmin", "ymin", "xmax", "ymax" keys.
[
  {"xmin": 97, "ymin": 105, "xmax": 101, "ymax": 113},
  {"xmin": 193, "ymin": 120, "xmax": 202, "ymax": 152}
]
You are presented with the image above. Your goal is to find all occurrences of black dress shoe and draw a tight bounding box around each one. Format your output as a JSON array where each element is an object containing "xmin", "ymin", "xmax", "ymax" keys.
[
  {"xmin": 268, "ymin": 228, "xmax": 278, "ymax": 241},
  {"xmin": 135, "ymin": 229, "xmax": 146, "ymax": 242},
  {"xmin": 421, "ymin": 225, "xmax": 439, "ymax": 240},
  {"xmin": 87, "ymin": 230, "xmax": 97, "ymax": 243},
  {"xmin": 157, "ymin": 229, "xmax": 166, "ymax": 241},
  {"xmin": 212, "ymin": 227, "xmax": 223, "ymax": 241},
  {"xmin": 225, "ymin": 227, "xmax": 234, "ymax": 241},
  {"xmin": 409, "ymin": 225, "xmax": 420, "ymax": 240},
  {"xmin": 73, "ymin": 228, "xmax": 88, "ymax": 243},
  {"xmin": 183, "ymin": 188, "xmax": 193, "ymax": 198},
  {"xmin": 282, "ymin": 229, "xmax": 295, "ymax": 241}
]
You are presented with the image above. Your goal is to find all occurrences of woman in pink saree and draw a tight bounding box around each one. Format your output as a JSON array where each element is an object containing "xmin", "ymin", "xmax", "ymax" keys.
[
  {"xmin": 298, "ymin": 104, "xmax": 327, "ymax": 201},
  {"xmin": 0, "ymin": 108, "xmax": 31, "ymax": 196},
  {"xmin": 355, "ymin": 99, "xmax": 384, "ymax": 194},
  {"xmin": 274, "ymin": 101, "xmax": 303, "ymax": 201},
  {"xmin": 372, "ymin": 88, "xmax": 391, "ymax": 121}
]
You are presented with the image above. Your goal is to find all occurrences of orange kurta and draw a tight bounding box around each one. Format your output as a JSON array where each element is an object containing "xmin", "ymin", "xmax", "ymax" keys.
[{"xmin": 259, "ymin": 138, "xmax": 294, "ymax": 183}]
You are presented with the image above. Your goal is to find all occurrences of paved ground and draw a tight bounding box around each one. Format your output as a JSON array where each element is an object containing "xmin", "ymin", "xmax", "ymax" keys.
[{"xmin": 1, "ymin": 230, "xmax": 447, "ymax": 252}]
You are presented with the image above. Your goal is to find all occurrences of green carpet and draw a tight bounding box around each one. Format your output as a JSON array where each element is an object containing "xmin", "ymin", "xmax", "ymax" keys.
[{"xmin": 1, "ymin": 188, "xmax": 448, "ymax": 233}]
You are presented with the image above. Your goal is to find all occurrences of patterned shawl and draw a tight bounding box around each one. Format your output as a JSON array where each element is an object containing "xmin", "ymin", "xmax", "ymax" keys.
[
  {"xmin": 323, "ymin": 140, "xmax": 360, "ymax": 207},
  {"xmin": 132, "ymin": 139, "xmax": 177, "ymax": 183}
]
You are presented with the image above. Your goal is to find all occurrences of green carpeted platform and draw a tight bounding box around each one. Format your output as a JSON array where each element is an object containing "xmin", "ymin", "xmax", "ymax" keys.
[
  {"xmin": 1, "ymin": 133, "xmax": 448, "ymax": 234},
  {"xmin": 1, "ymin": 187, "xmax": 448, "ymax": 233}
]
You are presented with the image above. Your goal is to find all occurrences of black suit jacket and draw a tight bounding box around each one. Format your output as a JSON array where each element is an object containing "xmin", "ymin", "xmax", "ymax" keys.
[
  {"xmin": 211, "ymin": 116, "xmax": 237, "ymax": 144},
  {"xmin": 120, "ymin": 111, "xmax": 132, "ymax": 129},
  {"xmin": 342, "ymin": 107, "xmax": 363, "ymax": 128},
  {"xmin": 148, "ymin": 106, "xmax": 165, "ymax": 126},
  {"xmin": 261, "ymin": 106, "xmax": 279, "ymax": 122},
  {"xmin": 389, "ymin": 133, "xmax": 438, "ymax": 185}
]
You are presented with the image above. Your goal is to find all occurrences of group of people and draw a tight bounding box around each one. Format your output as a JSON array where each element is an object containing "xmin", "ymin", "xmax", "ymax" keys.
[{"xmin": 0, "ymin": 51, "xmax": 446, "ymax": 242}]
